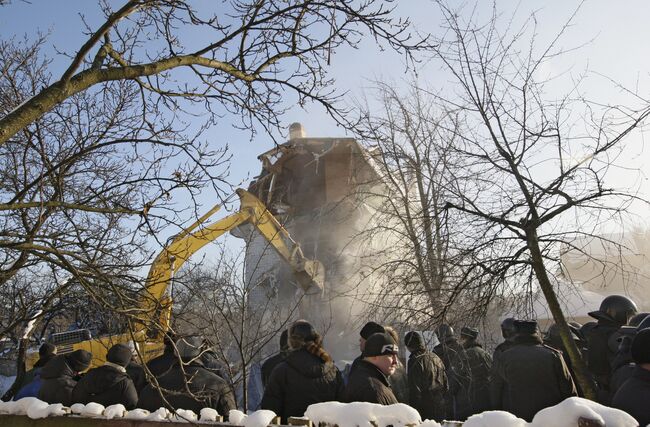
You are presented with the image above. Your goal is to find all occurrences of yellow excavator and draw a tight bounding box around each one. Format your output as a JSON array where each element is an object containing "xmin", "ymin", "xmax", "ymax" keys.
[{"xmin": 26, "ymin": 189, "xmax": 324, "ymax": 369}]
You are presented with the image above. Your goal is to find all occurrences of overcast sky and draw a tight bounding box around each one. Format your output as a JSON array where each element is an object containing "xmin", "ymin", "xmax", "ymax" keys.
[{"xmin": 2, "ymin": 0, "xmax": 649, "ymax": 237}]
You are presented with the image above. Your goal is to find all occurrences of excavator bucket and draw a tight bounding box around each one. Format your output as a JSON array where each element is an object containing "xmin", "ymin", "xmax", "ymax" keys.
[{"xmin": 294, "ymin": 259, "xmax": 325, "ymax": 293}]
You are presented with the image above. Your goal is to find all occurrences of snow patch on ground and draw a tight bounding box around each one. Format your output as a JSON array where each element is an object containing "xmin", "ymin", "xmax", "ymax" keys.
[
  {"xmin": 530, "ymin": 397, "xmax": 637, "ymax": 427},
  {"xmin": 305, "ymin": 402, "xmax": 421, "ymax": 427},
  {"xmin": 464, "ymin": 411, "xmax": 527, "ymax": 427}
]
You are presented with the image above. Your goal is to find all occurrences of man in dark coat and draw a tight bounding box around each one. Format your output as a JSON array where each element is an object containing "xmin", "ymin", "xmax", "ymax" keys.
[
  {"xmin": 491, "ymin": 320, "xmax": 577, "ymax": 422},
  {"xmin": 38, "ymin": 349, "xmax": 92, "ymax": 406},
  {"xmin": 345, "ymin": 321, "xmax": 385, "ymax": 382},
  {"xmin": 146, "ymin": 333, "xmax": 178, "ymax": 378},
  {"xmin": 344, "ymin": 332, "xmax": 399, "ymax": 405},
  {"xmin": 404, "ymin": 331, "xmax": 447, "ymax": 422},
  {"xmin": 261, "ymin": 321, "xmax": 343, "ymax": 422},
  {"xmin": 72, "ymin": 343, "xmax": 138, "ymax": 409},
  {"xmin": 261, "ymin": 330, "xmax": 289, "ymax": 387},
  {"xmin": 15, "ymin": 343, "xmax": 58, "ymax": 399},
  {"xmin": 612, "ymin": 328, "xmax": 650, "ymax": 426},
  {"xmin": 433, "ymin": 324, "xmax": 470, "ymax": 420},
  {"xmin": 138, "ymin": 336, "xmax": 235, "ymax": 416},
  {"xmin": 490, "ymin": 318, "xmax": 516, "ymax": 409},
  {"xmin": 583, "ymin": 295, "xmax": 637, "ymax": 403},
  {"xmin": 457, "ymin": 327, "xmax": 492, "ymax": 419}
]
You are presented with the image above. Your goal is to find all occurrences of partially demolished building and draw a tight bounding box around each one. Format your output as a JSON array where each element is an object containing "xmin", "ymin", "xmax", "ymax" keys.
[{"xmin": 234, "ymin": 123, "xmax": 396, "ymax": 361}]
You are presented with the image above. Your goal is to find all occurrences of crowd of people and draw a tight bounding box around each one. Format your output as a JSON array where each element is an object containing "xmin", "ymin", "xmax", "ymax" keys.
[{"xmin": 9, "ymin": 294, "xmax": 650, "ymax": 426}]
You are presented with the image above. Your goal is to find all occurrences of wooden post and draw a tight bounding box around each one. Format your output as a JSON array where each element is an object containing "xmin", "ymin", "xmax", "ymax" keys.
[
  {"xmin": 288, "ymin": 417, "xmax": 312, "ymax": 427},
  {"xmin": 578, "ymin": 417, "xmax": 605, "ymax": 427}
]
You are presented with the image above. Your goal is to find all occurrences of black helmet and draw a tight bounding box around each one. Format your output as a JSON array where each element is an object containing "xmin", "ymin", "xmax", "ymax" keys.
[
  {"xmin": 629, "ymin": 312, "xmax": 650, "ymax": 327},
  {"xmin": 436, "ymin": 324, "xmax": 455, "ymax": 342},
  {"xmin": 589, "ymin": 295, "xmax": 638, "ymax": 325},
  {"xmin": 500, "ymin": 317, "xmax": 516, "ymax": 340}
]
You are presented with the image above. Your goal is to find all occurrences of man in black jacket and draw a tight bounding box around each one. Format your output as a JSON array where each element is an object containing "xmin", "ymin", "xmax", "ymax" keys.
[
  {"xmin": 490, "ymin": 317, "xmax": 516, "ymax": 409},
  {"xmin": 434, "ymin": 324, "xmax": 470, "ymax": 420},
  {"xmin": 404, "ymin": 331, "xmax": 447, "ymax": 422},
  {"xmin": 491, "ymin": 320, "xmax": 577, "ymax": 421},
  {"xmin": 344, "ymin": 332, "xmax": 399, "ymax": 405},
  {"xmin": 457, "ymin": 327, "xmax": 492, "ymax": 419},
  {"xmin": 261, "ymin": 330, "xmax": 288, "ymax": 387},
  {"xmin": 72, "ymin": 343, "xmax": 138, "ymax": 409},
  {"xmin": 138, "ymin": 336, "xmax": 235, "ymax": 416},
  {"xmin": 38, "ymin": 349, "xmax": 92, "ymax": 406},
  {"xmin": 146, "ymin": 332, "xmax": 178, "ymax": 378},
  {"xmin": 345, "ymin": 321, "xmax": 385, "ymax": 382},
  {"xmin": 612, "ymin": 328, "xmax": 650, "ymax": 426}
]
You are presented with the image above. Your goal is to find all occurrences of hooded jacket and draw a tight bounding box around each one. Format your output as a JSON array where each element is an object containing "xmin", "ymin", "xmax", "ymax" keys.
[
  {"xmin": 407, "ymin": 348, "xmax": 448, "ymax": 421},
  {"xmin": 344, "ymin": 359, "xmax": 398, "ymax": 405},
  {"xmin": 612, "ymin": 365, "xmax": 650, "ymax": 426},
  {"xmin": 72, "ymin": 364, "xmax": 138, "ymax": 409},
  {"xmin": 137, "ymin": 360, "xmax": 235, "ymax": 416},
  {"xmin": 38, "ymin": 355, "xmax": 80, "ymax": 406},
  {"xmin": 491, "ymin": 334, "xmax": 577, "ymax": 421},
  {"xmin": 261, "ymin": 348, "xmax": 344, "ymax": 422}
]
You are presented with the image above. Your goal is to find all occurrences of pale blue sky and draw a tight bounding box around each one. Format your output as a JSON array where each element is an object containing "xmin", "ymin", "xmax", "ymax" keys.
[{"xmin": 2, "ymin": 0, "xmax": 649, "ymax": 241}]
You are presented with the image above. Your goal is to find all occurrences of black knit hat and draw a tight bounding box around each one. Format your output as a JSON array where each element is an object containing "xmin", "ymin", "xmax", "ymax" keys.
[
  {"xmin": 65, "ymin": 349, "xmax": 92, "ymax": 372},
  {"xmin": 514, "ymin": 320, "xmax": 538, "ymax": 335},
  {"xmin": 39, "ymin": 342, "xmax": 57, "ymax": 357},
  {"xmin": 631, "ymin": 328, "xmax": 650, "ymax": 364},
  {"xmin": 364, "ymin": 332, "xmax": 398, "ymax": 357},
  {"xmin": 360, "ymin": 321, "xmax": 385, "ymax": 340},
  {"xmin": 461, "ymin": 326, "xmax": 479, "ymax": 340},
  {"xmin": 404, "ymin": 331, "xmax": 425, "ymax": 350},
  {"xmin": 107, "ymin": 343, "xmax": 132, "ymax": 367}
]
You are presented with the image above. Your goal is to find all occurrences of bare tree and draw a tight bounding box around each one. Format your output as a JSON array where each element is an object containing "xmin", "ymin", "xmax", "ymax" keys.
[
  {"xmin": 424, "ymin": 2, "xmax": 650, "ymax": 398},
  {"xmin": 0, "ymin": 0, "xmax": 430, "ymax": 146}
]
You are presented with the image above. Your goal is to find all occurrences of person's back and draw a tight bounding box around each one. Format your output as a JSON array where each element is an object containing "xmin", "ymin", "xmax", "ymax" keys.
[
  {"xmin": 261, "ymin": 329, "xmax": 288, "ymax": 388},
  {"xmin": 611, "ymin": 329, "xmax": 650, "ymax": 426},
  {"xmin": 405, "ymin": 331, "xmax": 447, "ymax": 422},
  {"xmin": 39, "ymin": 350, "xmax": 91, "ymax": 406},
  {"xmin": 434, "ymin": 325, "xmax": 470, "ymax": 419},
  {"xmin": 262, "ymin": 348, "xmax": 343, "ymax": 421},
  {"xmin": 72, "ymin": 344, "xmax": 138, "ymax": 409},
  {"xmin": 138, "ymin": 337, "xmax": 235, "ymax": 416},
  {"xmin": 146, "ymin": 347, "xmax": 177, "ymax": 377},
  {"xmin": 492, "ymin": 320, "xmax": 577, "ymax": 421},
  {"xmin": 458, "ymin": 327, "xmax": 492, "ymax": 419},
  {"xmin": 14, "ymin": 368, "xmax": 44, "ymax": 400}
]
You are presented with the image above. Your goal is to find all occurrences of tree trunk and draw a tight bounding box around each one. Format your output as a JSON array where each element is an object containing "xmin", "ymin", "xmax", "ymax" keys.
[
  {"xmin": 525, "ymin": 227, "xmax": 597, "ymax": 400},
  {"xmin": 1, "ymin": 338, "xmax": 27, "ymax": 401}
]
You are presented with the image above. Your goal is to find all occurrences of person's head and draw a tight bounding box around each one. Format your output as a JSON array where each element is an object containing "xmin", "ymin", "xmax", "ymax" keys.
[
  {"xmin": 279, "ymin": 329, "xmax": 289, "ymax": 353},
  {"xmin": 404, "ymin": 331, "xmax": 425, "ymax": 352},
  {"xmin": 175, "ymin": 336, "xmax": 204, "ymax": 363},
  {"xmin": 513, "ymin": 319, "xmax": 539, "ymax": 338},
  {"xmin": 589, "ymin": 295, "xmax": 638, "ymax": 326},
  {"xmin": 289, "ymin": 320, "xmax": 331, "ymax": 363},
  {"xmin": 631, "ymin": 328, "xmax": 650, "ymax": 370},
  {"xmin": 500, "ymin": 317, "xmax": 516, "ymax": 340},
  {"xmin": 64, "ymin": 349, "xmax": 92, "ymax": 374},
  {"xmin": 39, "ymin": 342, "xmax": 56, "ymax": 360},
  {"xmin": 106, "ymin": 343, "xmax": 132, "ymax": 368},
  {"xmin": 359, "ymin": 321, "xmax": 385, "ymax": 352},
  {"xmin": 435, "ymin": 324, "xmax": 455, "ymax": 344},
  {"xmin": 363, "ymin": 332, "xmax": 399, "ymax": 376},
  {"xmin": 460, "ymin": 326, "xmax": 479, "ymax": 346},
  {"xmin": 383, "ymin": 325, "xmax": 399, "ymax": 344}
]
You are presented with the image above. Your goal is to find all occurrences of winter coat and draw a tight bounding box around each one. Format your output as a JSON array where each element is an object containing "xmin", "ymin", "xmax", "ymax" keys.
[
  {"xmin": 344, "ymin": 359, "xmax": 398, "ymax": 405},
  {"xmin": 146, "ymin": 349, "xmax": 177, "ymax": 378},
  {"xmin": 389, "ymin": 360, "xmax": 409, "ymax": 404},
  {"xmin": 72, "ymin": 364, "xmax": 138, "ymax": 409},
  {"xmin": 137, "ymin": 361, "xmax": 235, "ymax": 416},
  {"xmin": 456, "ymin": 342, "xmax": 492, "ymax": 419},
  {"xmin": 126, "ymin": 362, "xmax": 148, "ymax": 393},
  {"xmin": 434, "ymin": 339, "xmax": 470, "ymax": 419},
  {"xmin": 261, "ymin": 352, "xmax": 286, "ymax": 388},
  {"xmin": 490, "ymin": 339, "xmax": 515, "ymax": 409},
  {"xmin": 407, "ymin": 348, "xmax": 447, "ymax": 421},
  {"xmin": 491, "ymin": 334, "xmax": 577, "ymax": 421},
  {"xmin": 610, "ymin": 363, "xmax": 636, "ymax": 396},
  {"xmin": 261, "ymin": 349, "xmax": 344, "ymax": 422},
  {"xmin": 38, "ymin": 355, "xmax": 80, "ymax": 406},
  {"xmin": 15, "ymin": 368, "xmax": 43, "ymax": 400},
  {"xmin": 611, "ymin": 365, "xmax": 650, "ymax": 427},
  {"xmin": 584, "ymin": 317, "xmax": 621, "ymax": 400}
]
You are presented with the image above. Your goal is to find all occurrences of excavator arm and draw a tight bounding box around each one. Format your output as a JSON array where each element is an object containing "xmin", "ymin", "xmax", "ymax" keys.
[{"xmin": 142, "ymin": 188, "xmax": 324, "ymax": 336}]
